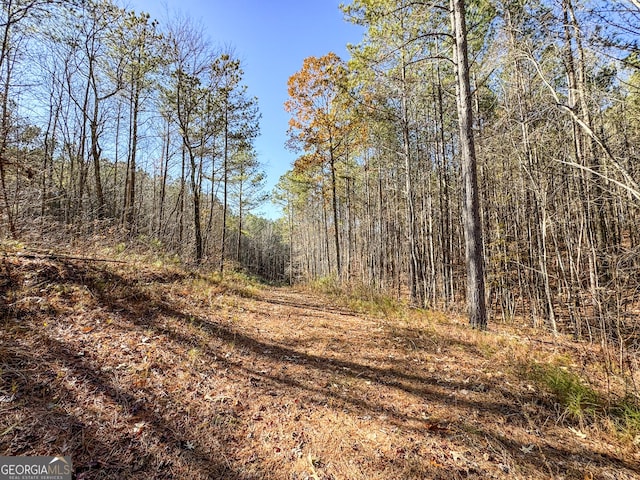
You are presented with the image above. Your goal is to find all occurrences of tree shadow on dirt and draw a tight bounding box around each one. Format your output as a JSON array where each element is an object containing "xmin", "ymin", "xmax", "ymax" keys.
[
  {"xmin": 257, "ymin": 291, "xmax": 361, "ymax": 318},
  {"xmin": 2, "ymin": 258, "xmax": 638, "ymax": 479},
  {"xmin": 0, "ymin": 338, "xmax": 248, "ymax": 479},
  {"xmin": 0, "ymin": 260, "xmax": 261, "ymax": 479},
  {"xmin": 76, "ymin": 266, "xmax": 637, "ymax": 478}
]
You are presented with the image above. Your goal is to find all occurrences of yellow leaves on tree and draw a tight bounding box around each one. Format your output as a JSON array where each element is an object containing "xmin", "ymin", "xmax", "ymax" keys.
[
  {"xmin": 284, "ymin": 52, "xmax": 352, "ymax": 159},
  {"xmin": 285, "ymin": 52, "xmax": 357, "ymax": 278}
]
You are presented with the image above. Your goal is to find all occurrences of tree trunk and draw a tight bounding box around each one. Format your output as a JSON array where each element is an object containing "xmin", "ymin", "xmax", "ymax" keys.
[
  {"xmin": 400, "ymin": 56, "xmax": 421, "ymax": 307},
  {"xmin": 90, "ymin": 79, "xmax": 105, "ymax": 217},
  {"xmin": 0, "ymin": 1, "xmax": 16, "ymax": 237},
  {"xmin": 189, "ymin": 148, "xmax": 203, "ymax": 262},
  {"xmin": 329, "ymin": 142, "xmax": 342, "ymax": 279},
  {"xmin": 124, "ymin": 79, "xmax": 139, "ymax": 232},
  {"xmin": 237, "ymin": 176, "xmax": 243, "ymax": 263},
  {"xmin": 451, "ymin": 0, "xmax": 487, "ymax": 329},
  {"xmin": 220, "ymin": 108, "xmax": 229, "ymax": 273},
  {"xmin": 158, "ymin": 115, "xmax": 170, "ymax": 236}
]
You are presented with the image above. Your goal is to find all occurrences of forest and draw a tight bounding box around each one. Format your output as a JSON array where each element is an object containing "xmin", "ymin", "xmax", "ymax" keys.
[
  {"xmin": 1, "ymin": 0, "xmax": 640, "ymax": 478},
  {"xmin": 279, "ymin": 0, "xmax": 640, "ymax": 345},
  {"xmin": 0, "ymin": 0, "xmax": 287, "ymax": 275}
]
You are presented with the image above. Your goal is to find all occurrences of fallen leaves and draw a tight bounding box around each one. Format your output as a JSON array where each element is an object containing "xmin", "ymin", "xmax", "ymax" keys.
[
  {"xmin": 307, "ymin": 453, "xmax": 321, "ymax": 480},
  {"xmin": 132, "ymin": 421, "xmax": 146, "ymax": 435},
  {"xmin": 568, "ymin": 427, "xmax": 587, "ymax": 439},
  {"xmin": 424, "ymin": 422, "xmax": 450, "ymax": 433},
  {"xmin": 1, "ymin": 253, "xmax": 636, "ymax": 480},
  {"xmin": 520, "ymin": 444, "xmax": 535, "ymax": 454}
]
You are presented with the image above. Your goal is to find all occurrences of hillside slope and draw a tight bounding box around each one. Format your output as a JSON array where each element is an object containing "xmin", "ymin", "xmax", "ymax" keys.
[{"xmin": 1, "ymin": 251, "xmax": 638, "ymax": 479}]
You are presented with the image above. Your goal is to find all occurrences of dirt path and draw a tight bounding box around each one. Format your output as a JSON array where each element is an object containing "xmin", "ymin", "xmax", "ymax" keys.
[
  {"xmin": 241, "ymin": 287, "xmax": 639, "ymax": 480},
  {"xmin": 1, "ymin": 258, "xmax": 639, "ymax": 479}
]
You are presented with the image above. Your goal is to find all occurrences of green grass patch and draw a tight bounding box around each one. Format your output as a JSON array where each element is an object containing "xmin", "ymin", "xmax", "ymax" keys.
[
  {"xmin": 307, "ymin": 278, "xmax": 404, "ymax": 317},
  {"xmin": 309, "ymin": 276, "xmax": 342, "ymax": 296},
  {"xmin": 525, "ymin": 361, "xmax": 640, "ymax": 438},
  {"xmin": 527, "ymin": 363, "xmax": 600, "ymax": 423},
  {"xmin": 345, "ymin": 287, "xmax": 403, "ymax": 317},
  {"xmin": 206, "ymin": 270, "xmax": 263, "ymax": 298},
  {"xmin": 610, "ymin": 396, "xmax": 640, "ymax": 438}
]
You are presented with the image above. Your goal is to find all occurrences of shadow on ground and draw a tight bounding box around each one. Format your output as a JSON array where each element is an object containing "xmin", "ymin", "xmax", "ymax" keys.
[{"xmin": 0, "ymin": 257, "xmax": 638, "ymax": 479}]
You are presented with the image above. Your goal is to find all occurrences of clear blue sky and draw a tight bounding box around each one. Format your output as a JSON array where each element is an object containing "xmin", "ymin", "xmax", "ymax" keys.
[{"xmin": 125, "ymin": 0, "xmax": 363, "ymax": 219}]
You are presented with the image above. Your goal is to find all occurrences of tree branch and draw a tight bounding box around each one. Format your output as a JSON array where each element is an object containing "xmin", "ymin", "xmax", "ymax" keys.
[
  {"xmin": 5, "ymin": 251, "xmax": 128, "ymax": 263},
  {"xmin": 527, "ymin": 53, "xmax": 640, "ymax": 200},
  {"xmin": 556, "ymin": 160, "xmax": 640, "ymax": 202}
]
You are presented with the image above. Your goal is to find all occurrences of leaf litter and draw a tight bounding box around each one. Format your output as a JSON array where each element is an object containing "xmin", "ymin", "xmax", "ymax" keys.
[{"xmin": 0, "ymin": 252, "xmax": 638, "ymax": 479}]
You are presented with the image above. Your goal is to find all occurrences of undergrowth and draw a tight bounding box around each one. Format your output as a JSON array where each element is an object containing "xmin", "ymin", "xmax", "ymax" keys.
[
  {"xmin": 3, "ymin": 241, "xmax": 640, "ymax": 478},
  {"xmin": 306, "ymin": 274, "xmax": 640, "ymax": 444},
  {"xmin": 524, "ymin": 361, "xmax": 640, "ymax": 440},
  {"xmin": 532, "ymin": 363, "xmax": 600, "ymax": 422},
  {"xmin": 307, "ymin": 276, "xmax": 403, "ymax": 317},
  {"xmin": 611, "ymin": 396, "xmax": 640, "ymax": 441},
  {"xmin": 207, "ymin": 270, "xmax": 263, "ymax": 298}
]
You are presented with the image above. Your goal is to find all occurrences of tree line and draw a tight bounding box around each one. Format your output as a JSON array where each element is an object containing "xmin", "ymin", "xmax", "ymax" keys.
[
  {"xmin": 0, "ymin": 0, "xmax": 289, "ymax": 279},
  {"xmin": 4, "ymin": 0, "xmax": 640, "ymax": 366},
  {"xmin": 277, "ymin": 0, "xmax": 640, "ymax": 365}
]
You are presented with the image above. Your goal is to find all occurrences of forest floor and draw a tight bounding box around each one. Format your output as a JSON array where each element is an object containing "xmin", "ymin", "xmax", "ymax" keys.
[{"xmin": 1, "ymin": 243, "xmax": 639, "ymax": 479}]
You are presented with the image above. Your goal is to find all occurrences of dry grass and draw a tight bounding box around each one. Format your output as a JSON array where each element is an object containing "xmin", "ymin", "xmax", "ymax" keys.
[{"xmin": 1, "ymin": 246, "xmax": 639, "ymax": 479}]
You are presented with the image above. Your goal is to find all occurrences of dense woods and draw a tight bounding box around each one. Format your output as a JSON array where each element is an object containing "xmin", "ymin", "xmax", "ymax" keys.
[
  {"xmin": 278, "ymin": 0, "xmax": 640, "ymax": 366},
  {"xmin": 2, "ymin": 0, "xmax": 640, "ymax": 365},
  {"xmin": 3, "ymin": 1, "xmax": 640, "ymax": 477},
  {"xmin": 0, "ymin": 0, "xmax": 288, "ymax": 279}
]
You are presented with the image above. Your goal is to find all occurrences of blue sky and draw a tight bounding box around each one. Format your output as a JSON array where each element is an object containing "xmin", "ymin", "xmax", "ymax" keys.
[{"xmin": 125, "ymin": 0, "xmax": 363, "ymax": 219}]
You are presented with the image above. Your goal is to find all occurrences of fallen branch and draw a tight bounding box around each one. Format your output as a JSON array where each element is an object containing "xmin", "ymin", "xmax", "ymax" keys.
[{"xmin": 3, "ymin": 251, "xmax": 128, "ymax": 264}]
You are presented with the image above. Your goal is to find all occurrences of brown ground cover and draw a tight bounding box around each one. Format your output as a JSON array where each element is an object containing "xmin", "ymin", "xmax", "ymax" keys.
[{"xmin": 1, "ymin": 249, "xmax": 638, "ymax": 479}]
